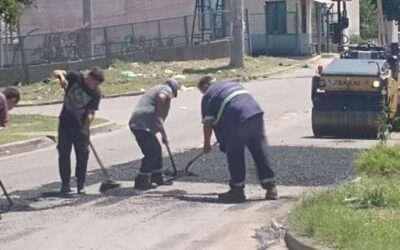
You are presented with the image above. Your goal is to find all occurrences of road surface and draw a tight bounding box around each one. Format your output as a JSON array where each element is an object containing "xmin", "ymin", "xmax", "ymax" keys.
[{"xmin": 0, "ymin": 62, "xmax": 390, "ymax": 250}]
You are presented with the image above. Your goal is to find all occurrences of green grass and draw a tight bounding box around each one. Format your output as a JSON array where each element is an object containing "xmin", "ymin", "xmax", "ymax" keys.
[
  {"xmin": 289, "ymin": 178, "xmax": 400, "ymax": 250},
  {"xmin": 16, "ymin": 56, "xmax": 305, "ymax": 104},
  {"xmin": 354, "ymin": 144, "xmax": 400, "ymax": 176},
  {"xmin": 289, "ymin": 145, "xmax": 400, "ymax": 250},
  {"xmin": 0, "ymin": 114, "xmax": 107, "ymax": 145}
]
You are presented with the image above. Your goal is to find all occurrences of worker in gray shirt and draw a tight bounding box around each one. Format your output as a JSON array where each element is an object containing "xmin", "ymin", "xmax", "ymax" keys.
[{"xmin": 129, "ymin": 79, "xmax": 179, "ymax": 190}]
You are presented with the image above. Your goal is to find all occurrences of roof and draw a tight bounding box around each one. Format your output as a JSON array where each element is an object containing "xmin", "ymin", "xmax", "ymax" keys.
[{"xmin": 322, "ymin": 59, "xmax": 387, "ymax": 76}]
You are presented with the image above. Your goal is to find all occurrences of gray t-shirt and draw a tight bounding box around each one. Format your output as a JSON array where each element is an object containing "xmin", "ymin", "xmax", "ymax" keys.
[{"xmin": 129, "ymin": 84, "xmax": 173, "ymax": 134}]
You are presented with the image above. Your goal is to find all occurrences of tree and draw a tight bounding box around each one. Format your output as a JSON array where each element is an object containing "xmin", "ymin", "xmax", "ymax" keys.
[
  {"xmin": 0, "ymin": 0, "xmax": 32, "ymax": 26},
  {"xmin": 229, "ymin": 0, "xmax": 244, "ymax": 68},
  {"xmin": 360, "ymin": 0, "xmax": 378, "ymax": 40}
]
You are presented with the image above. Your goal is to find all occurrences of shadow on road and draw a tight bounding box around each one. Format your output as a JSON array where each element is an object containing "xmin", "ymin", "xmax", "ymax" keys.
[{"xmin": 1, "ymin": 144, "xmax": 357, "ymax": 213}]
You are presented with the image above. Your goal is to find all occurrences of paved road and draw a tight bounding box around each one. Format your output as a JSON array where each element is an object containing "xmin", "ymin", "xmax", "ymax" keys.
[{"xmin": 0, "ymin": 62, "xmax": 388, "ymax": 250}]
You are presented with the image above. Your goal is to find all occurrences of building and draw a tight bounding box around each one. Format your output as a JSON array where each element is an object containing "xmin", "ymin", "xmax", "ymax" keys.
[{"xmin": 246, "ymin": 0, "xmax": 360, "ymax": 55}]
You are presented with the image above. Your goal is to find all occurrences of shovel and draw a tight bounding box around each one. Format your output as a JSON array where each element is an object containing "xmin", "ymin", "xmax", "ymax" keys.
[
  {"xmin": 164, "ymin": 142, "xmax": 217, "ymax": 179},
  {"xmin": 0, "ymin": 180, "xmax": 13, "ymax": 209}
]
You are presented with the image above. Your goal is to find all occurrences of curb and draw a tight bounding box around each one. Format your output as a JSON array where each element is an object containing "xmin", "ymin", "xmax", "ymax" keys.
[
  {"xmin": 0, "ymin": 121, "xmax": 120, "ymax": 158},
  {"xmin": 285, "ymin": 231, "xmax": 334, "ymax": 250},
  {"xmin": 17, "ymin": 55, "xmax": 322, "ymax": 107},
  {"xmin": 0, "ymin": 137, "xmax": 54, "ymax": 158}
]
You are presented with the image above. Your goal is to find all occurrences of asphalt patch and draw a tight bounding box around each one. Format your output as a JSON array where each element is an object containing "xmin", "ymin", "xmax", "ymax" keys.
[{"xmin": 2, "ymin": 144, "xmax": 356, "ymax": 211}]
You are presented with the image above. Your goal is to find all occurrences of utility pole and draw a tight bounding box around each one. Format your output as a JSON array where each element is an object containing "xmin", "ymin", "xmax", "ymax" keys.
[
  {"xmin": 229, "ymin": 0, "xmax": 244, "ymax": 68},
  {"xmin": 377, "ymin": 0, "xmax": 386, "ymax": 47},
  {"xmin": 82, "ymin": 0, "xmax": 94, "ymax": 58}
]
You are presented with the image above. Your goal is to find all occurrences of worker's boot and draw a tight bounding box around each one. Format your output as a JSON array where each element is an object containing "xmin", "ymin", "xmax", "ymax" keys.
[
  {"xmin": 151, "ymin": 173, "xmax": 173, "ymax": 186},
  {"xmin": 218, "ymin": 187, "xmax": 246, "ymax": 203},
  {"xmin": 262, "ymin": 182, "xmax": 278, "ymax": 200},
  {"xmin": 134, "ymin": 174, "xmax": 155, "ymax": 190},
  {"xmin": 60, "ymin": 183, "xmax": 72, "ymax": 194},
  {"xmin": 77, "ymin": 181, "xmax": 86, "ymax": 195}
]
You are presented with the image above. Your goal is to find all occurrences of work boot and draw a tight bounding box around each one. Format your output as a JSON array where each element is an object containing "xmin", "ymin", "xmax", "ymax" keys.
[
  {"xmin": 60, "ymin": 183, "xmax": 72, "ymax": 194},
  {"xmin": 77, "ymin": 182, "xmax": 86, "ymax": 195},
  {"xmin": 134, "ymin": 174, "xmax": 155, "ymax": 190},
  {"xmin": 151, "ymin": 173, "xmax": 173, "ymax": 186},
  {"xmin": 218, "ymin": 187, "xmax": 246, "ymax": 203},
  {"xmin": 262, "ymin": 182, "xmax": 278, "ymax": 200}
]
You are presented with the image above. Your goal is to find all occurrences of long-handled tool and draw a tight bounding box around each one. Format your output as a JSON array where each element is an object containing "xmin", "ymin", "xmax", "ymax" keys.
[
  {"xmin": 164, "ymin": 142, "xmax": 218, "ymax": 179},
  {"xmin": 89, "ymin": 141, "xmax": 121, "ymax": 193},
  {"xmin": 164, "ymin": 142, "xmax": 178, "ymax": 177},
  {"xmin": 0, "ymin": 180, "xmax": 14, "ymax": 209}
]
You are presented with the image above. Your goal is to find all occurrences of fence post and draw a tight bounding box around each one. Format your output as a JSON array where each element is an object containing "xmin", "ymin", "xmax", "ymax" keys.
[
  {"xmin": 316, "ymin": 4, "xmax": 322, "ymax": 54},
  {"xmin": 103, "ymin": 27, "xmax": 111, "ymax": 58},
  {"xmin": 157, "ymin": 20, "xmax": 162, "ymax": 47},
  {"xmin": 20, "ymin": 36, "xmax": 29, "ymax": 84},
  {"xmin": 184, "ymin": 16, "xmax": 190, "ymax": 46},
  {"xmin": 295, "ymin": 3, "xmax": 301, "ymax": 56},
  {"xmin": 245, "ymin": 8, "xmax": 252, "ymax": 55},
  {"xmin": 17, "ymin": 22, "xmax": 29, "ymax": 84}
]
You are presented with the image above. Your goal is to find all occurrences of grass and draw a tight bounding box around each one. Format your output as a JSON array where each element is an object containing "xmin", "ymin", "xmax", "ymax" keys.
[
  {"xmin": 289, "ymin": 145, "xmax": 400, "ymax": 250},
  {"xmin": 354, "ymin": 144, "xmax": 400, "ymax": 176},
  {"xmin": 289, "ymin": 179, "xmax": 400, "ymax": 250},
  {"xmin": 16, "ymin": 56, "xmax": 305, "ymax": 104},
  {"xmin": 0, "ymin": 114, "xmax": 107, "ymax": 145}
]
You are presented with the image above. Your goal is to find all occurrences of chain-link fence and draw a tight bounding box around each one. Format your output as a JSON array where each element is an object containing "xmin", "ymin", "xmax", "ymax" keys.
[{"xmin": 0, "ymin": 12, "xmax": 228, "ymax": 68}]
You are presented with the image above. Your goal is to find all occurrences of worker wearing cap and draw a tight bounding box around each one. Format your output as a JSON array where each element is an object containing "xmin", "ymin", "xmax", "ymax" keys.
[
  {"xmin": 53, "ymin": 67, "xmax": 104, "ymax": 194},
  {"xmin": 0, "ymin": 88, "xmax": 20, "ymax": 128},
  {"xmin": 198, "ymin": 75, "xmax": 277, "ymax": 203},
  {"xmin": 129, "ymin": 79, "xmax": 179, "ymax": 190}
]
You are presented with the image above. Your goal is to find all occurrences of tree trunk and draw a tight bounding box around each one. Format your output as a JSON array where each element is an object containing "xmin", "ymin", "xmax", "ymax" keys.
[{"xmin": 229, "ymin": 0, "xmax": 244, "ymax": 68}]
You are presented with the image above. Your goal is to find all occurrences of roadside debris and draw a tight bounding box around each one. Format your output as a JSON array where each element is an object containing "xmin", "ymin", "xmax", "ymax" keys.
[{"xmin": 121, "ymin": 71, "xmax": 143, "ymax": 78}]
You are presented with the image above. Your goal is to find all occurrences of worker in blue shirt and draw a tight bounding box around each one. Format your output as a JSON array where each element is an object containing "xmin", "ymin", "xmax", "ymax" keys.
[{"xmin": 198, "ymin": 75, "xmax": 277, "ymax": 203}]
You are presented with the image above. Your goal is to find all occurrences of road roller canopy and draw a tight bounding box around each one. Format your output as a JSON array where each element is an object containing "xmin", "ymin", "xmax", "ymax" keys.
[{"xmin": 321, "ymin": 59, "xmax": 388, "ymax": 77}]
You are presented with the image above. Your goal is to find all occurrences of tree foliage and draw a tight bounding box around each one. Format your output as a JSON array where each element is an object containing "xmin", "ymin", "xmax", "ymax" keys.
[
  {"xmin": 360, "ymin": 0, "xmax": 378, "ymax": 39},
  {"xmin": 382, "ymin": 0, "xmax": 400, "ymax": 21},
  {"xmin": 0, "ymin": 0, "xmax": 32, "ymax": 25}
]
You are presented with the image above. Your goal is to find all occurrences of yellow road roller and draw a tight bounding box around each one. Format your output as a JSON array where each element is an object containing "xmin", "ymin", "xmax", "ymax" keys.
[{"xmin": 311, "ymin": 58, "xmax": 399, "ymax": 138}]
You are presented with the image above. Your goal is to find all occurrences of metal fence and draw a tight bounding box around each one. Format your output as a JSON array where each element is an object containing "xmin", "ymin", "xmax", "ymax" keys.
[{"xmin": 0, "ymin": 12, "xmax": 228, "ymax": 68}]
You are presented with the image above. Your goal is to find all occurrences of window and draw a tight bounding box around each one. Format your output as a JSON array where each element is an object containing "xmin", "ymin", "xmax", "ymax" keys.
[{"xmin": 265, "ymin": 1, "xmax": 287, "ymax": 34}]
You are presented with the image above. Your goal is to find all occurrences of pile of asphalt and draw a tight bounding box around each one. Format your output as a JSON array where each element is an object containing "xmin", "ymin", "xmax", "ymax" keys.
[{"xmin": 105, "ymin": 144, "xmax": 356, "ymax": 187}]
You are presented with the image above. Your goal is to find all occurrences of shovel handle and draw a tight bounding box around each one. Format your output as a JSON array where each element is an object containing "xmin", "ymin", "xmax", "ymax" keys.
[
  {"xmin": 0, "ymin": 180, "xmax": 13, "ymax": 208},
  {"xmin": 89, "ymin": 141, "xmax": 111, "ymax": 180},
  {"xmin": 184, "ymin": 142, "xmax": 218, "ymax": 172},
  {"xmin": 164, "ymin": 142, "xmax": 178, "ymax": 176}
]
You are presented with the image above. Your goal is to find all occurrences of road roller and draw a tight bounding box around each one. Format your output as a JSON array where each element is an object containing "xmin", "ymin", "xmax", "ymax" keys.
[{"xmin": 311, "ymin": 55, "xmax": 399, "ymax": 138}]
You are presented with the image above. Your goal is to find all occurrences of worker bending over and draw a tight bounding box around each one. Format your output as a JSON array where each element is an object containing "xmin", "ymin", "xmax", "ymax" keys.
[
  {"xmin": 129, "ymin": 79, "xmax": 179, "ymax": 190},
  {"xmin": 53, "ymin": 67, "xmax": 104, "ymax": 194},
  {"xmin": 198, "ymin": 76, "xmax": 277, "ymax": 203},
  {"xmin": 0, "ymin": 88, "xmax": 20, "ymax": 128},
  {"xmin": 0, "ymin": 88, "xmax": 21, "ymax": 127}
]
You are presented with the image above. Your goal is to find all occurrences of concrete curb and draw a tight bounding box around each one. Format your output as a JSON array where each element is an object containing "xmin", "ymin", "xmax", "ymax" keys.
[
  {"xmin": 17, "ymin": 55, "xmax": 323, "ymax": 107},
  {"xmin": 285, "ymin": 231, "xmax": 334, "ymax": 250},
  {"xmin": 17, "ymin": 91, "xmax": 146, "ymax": 107},
  {"xmin": 0, "ymin": 121, "xmax": 120, "ymax": 158}
]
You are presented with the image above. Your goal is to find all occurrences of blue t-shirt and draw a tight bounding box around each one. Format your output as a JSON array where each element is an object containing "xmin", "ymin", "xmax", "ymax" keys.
[{"xmin": 201, "ymin": 81, "xmax": 263, "ymax": 145}]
